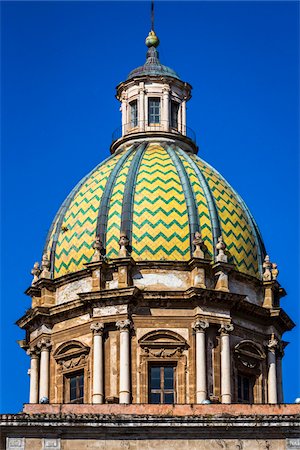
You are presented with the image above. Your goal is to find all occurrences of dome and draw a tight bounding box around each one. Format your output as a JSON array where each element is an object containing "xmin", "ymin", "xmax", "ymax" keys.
[
  {"xmin": 44, "ymin": 142, "xmax": 265, "ymax": 280},
  {"xmin": 127, "ymin": 45, "xmax": 180, "ymax": 81}
]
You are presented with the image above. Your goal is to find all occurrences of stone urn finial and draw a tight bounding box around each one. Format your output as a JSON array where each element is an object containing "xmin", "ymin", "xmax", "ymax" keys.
[
  {"xmin": 119, "ymin": 232, "xmax": 130, "ymax": 257},
  {"xmin": 92, "ymin": 236, "xmax": 104, "ymax": 262},
  {"xmin": 40, "ymin": 253, "xmax": 51, "ymax": 279},
  {"xmin": 271, "ymin": 262, "xmax": 279, "ymax": 281},
  {"xmin": 216, "ymin": 236, "xmax": 227, "ymax": 263},
  {"xmin": 193, "ymin": 231, "xmax": 205, "ymax": 258},
  {"xmin": 31, "ymin": 262, "xmax": 41, "ymax": 285},
  {"xmin": 263, "ymin": 255, "xmax": 272, "ymax": 281}
]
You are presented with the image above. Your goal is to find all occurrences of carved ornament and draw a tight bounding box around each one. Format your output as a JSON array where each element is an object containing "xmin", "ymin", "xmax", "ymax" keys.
[
  {"xmin": 116, "ymin": 318, "xmax": 132, "ymax": 331},
  {"xmin": 90, "ymin": 322, "xmax": 105, "ymax": 335},
  {"xmin": 193, "ymin": 320, "xmax": 209, "ymax": 332},
  {"xmin": 218, "ymin": 323, "xmax": 234, "ymax": 335}
]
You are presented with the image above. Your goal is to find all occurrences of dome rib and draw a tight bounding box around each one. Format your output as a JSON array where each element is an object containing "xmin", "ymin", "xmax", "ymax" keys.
[
  {"xmin": 165, "ymin": 144, "xmax": 200, "ymax": 254},
  {"xmin": 44, "ymin": 153, "xmax": 116, "ymax": 277},
  {"xmin": 96, "ymin": 145, "xmax": 137, "ymax": 247},
  {"xmin": 120, "ymin": 143, "xmax": 147, "ymax": 242},
  {"xmin": 204, "ymin": 162, "xmax": 266, "ymax": 276},
  {"xmin": 180, "ymin": 149, "xmax": 222, "ymax": 253}
]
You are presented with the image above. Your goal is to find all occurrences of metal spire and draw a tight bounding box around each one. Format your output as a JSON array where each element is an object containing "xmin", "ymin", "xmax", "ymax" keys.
[{"xmin": 151, "ymin": 0, "xmax": 155, "ymax": 31}]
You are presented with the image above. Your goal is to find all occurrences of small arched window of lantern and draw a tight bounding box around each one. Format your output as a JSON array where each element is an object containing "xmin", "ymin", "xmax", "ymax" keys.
[
  {"xmin": 234, "ymin": 340, "xmax": 265, "ymax": 370},
  {"xmin": 53, "ymin": 340, "xmax": 90, "ymax": 370},
  {"xmin": 139, "ymin": 329, "xmax": 188, "ymax": 357}
]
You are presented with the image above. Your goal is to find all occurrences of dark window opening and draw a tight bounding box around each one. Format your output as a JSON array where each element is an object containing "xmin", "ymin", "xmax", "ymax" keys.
[
  {"xmin": 65, "ymin": 371, "xmax": 84, "ymax": 404},
  {"xmin": 171, "ymin": 101, "xmax": 179, "ymax": 128},
  {"xmin": 237, "ymin": 373, "xmax": 253, "ymax": 403},
  {"xmin": 149, "ymin": 364, "xmax": 175, "ymax": 404},
  {"xmin": 130, "ymin": 100, "xmax": 138, "ymax": 127},
  {"xmin": 148, "ymin": 98, "xmax": 160, "ymax": 124}
]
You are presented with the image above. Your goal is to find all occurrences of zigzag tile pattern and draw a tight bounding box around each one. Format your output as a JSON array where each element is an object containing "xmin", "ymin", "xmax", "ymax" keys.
[
  {"xmin": 106, "ymin": 149, "xmax": 137, "ymax": 258},
  {"xmin": 176, "ymin": 150, "xmax": 213, "ymax": 257},
  {"xmin": 47, "ymin": 142, "xmax": 262, "ymax": 279},
  {"xmin": 53, "ymin": 151, "xmax": 124, "ymax": 277},
  {"xmin": 131, "ymin": 144, "xmax": 190, "ymax": 261},
  {"xmin": 191, "ymin": 155, "xmax": 259, "ymax": 277}
]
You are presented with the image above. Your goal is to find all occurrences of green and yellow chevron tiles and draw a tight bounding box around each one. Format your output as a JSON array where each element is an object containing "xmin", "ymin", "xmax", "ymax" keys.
[
  {"xmin": 191, "ymin": 155, "xmax": 259, "ymax": 277},
  {"xmin": 176, "ymin": 150, "xmax": 213, "ymax": 257},
  {"xmin": 46, "ymin": 141, "xmax": 263, "ymax": 279},
  {"xmin": 53, "ymin": 151, "xmax": 124, "ymax": 277},
  {"xmin": 131, "ymin": 144, "xmax": 190, "ymax": 261}
]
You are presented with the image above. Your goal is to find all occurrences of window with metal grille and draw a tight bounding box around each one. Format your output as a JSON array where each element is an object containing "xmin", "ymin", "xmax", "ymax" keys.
[
  {"xmin": 171, "ymin": 101, "xmax": 179, "ymax": 128},
  {"xmin": 65, "ymin": 371, "xmax": 84, "ymax": 404},
  {"xmin": 130, "ymin": 100, "xmax": 138, "ymax": 127},
  {"xmin": 149, "ymin": 365, "xmax": 175, "ymax": 404},
  {"xmin": 148, "ymin": 97, "xmax": 160, "ymax": 124}
]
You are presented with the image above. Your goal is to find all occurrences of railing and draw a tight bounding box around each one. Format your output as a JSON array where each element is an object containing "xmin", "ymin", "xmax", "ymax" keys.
[{"xmin": 112, "ymin": 120, "xmax": 196, "ymax": 144}]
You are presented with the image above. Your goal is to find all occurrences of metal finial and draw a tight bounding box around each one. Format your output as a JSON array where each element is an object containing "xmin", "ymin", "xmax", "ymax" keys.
[
  {"xmin": 151, "ymin": 0, "xmax": 155, "ymax": 31},
  {"xmin": 145, "ymin": 1, "xmax": 159, "ymax": 48}
]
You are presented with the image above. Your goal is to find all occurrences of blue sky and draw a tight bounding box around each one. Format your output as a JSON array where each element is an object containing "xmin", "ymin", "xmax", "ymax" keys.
[{"xmin": 1, "ymin": 1, "xmax": 299, "ymax": 411}]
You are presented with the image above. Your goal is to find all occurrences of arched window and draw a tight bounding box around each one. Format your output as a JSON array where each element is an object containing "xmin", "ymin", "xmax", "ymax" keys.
[
  {"xmin": 233, "ymin": 340, "xmax": 266, "ymax": 404},
  {"xmin": 53, "ymin": 341, "xmax": 90, "ymax": 404},
  {"xmin": 138, "ymin": 330, "xmax": 188, "ymax": 404}
]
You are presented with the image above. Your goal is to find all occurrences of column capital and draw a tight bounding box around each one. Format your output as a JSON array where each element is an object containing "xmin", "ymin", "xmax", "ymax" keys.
[
  {"xmin": 267, "ymin": 335, "xmax": 279, "ymax": 354},
  {"xmin": 116, "ymin": 318, "xmax": 132, "ymax": 331},
  {"xmin": 90, "ymin": 322, "xmax": 105, "ymax": 335},
  {"xmin": 219, "ymin": 323, "xmax": 234, "ymax": 336},
  {"xmin": 26, "ymin": 346, "xmax": 39, "ymax": 358},
  {"xmin": 37, "ymin": 337, "xmax": 52, "ymax": 351},
  {"xmin": 193, "ymin": 320, "xmax": 209, "ymax": 332}
]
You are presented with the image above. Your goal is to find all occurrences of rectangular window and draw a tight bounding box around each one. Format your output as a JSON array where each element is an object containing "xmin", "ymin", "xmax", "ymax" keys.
[
  {"xmin": 237, "ymin": 374, "xmax": 252, "ymax": 403},
  {"xmin": 148, "ymin": 97, "xmax": 160, "ymax": 124},
  {"xmin": 149, "ymin": 364, "xmax": 175, "ymax": 404},
  {"xmin": 171, "ymin": 101, "xmax": 179, "ymax": 128},
  {"xmin": 130, "ymin": 100, "xmax": 138, "ymax": 127},
  {"xmin": 65, "ymin": 371, "xmax": 84, "ymax": 404}
]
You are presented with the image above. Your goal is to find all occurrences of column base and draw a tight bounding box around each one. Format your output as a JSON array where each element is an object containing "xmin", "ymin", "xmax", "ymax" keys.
[
  {"xmin": 221, "ymin": 395, "xmax": 231, "ymax": 404},
  {"xmin": 119, "ymin": 392, "xmax": 131, "ymax": 404},
  {"xmin": 92, "ymin": 394, "xmax": 104, "ymax": 404}
]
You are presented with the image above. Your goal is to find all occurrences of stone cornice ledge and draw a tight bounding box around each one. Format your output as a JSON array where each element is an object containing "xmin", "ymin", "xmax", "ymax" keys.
[
  {"xmin": 1, "ymin": 405, "xmax": 299, "ymax": 439},
  {"xmin": 78, "ymin": 287, "xmax": 141, "ymax": 302}
]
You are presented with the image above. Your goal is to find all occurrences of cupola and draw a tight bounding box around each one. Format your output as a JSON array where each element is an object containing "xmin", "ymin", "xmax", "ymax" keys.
[{"xmin": 112, "ymin": 30, "xmax": 194, "ymax": 154}]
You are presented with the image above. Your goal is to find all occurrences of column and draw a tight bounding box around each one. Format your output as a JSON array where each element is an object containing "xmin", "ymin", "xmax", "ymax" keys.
[
  {"xmin": 219, "ymin": 323, "xmax": 234, "ymax": 404},
  {"xmin": 91, "ymin": 322, "xmax": 105, "ymax": 404},
  {"xmin": 27, "ymin": 347, "xmax": 39, "ymax": 404},
  {"xmin": 139, "ymin": 84, "xmax": 145, "ymax": 131},
  {"xmin": 116, "ymin": 319, "xmax": 131, "ymax": 404},
  {"xmin": 121, "ymin": 94, "xmax": 127, "ymax": 136},
  {"xmin": 181, "ymin": 99, "xmax": 186, "ymax": 135},
  {"xmin": 267, "ymin": 336, "xmax": 278, "ymax": 404},
  {"xmin": 162, "ymin": 87, "xmax": 170, "ymax": 131},
  {"xmin": 37, "ymin": 337, "xmax": 51, "ymax": 402},
  {"xmin": 193, "ymin": 320, "xmax": 209, "ymax": 403},
  {"xmin": 276, "ymin": 344, "xmax": 284, "ymax": 403}
]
